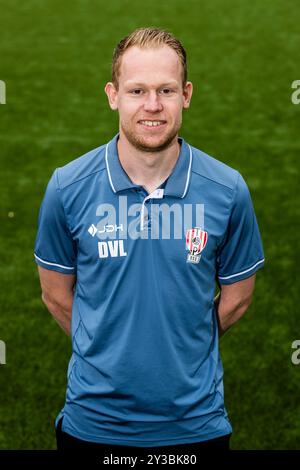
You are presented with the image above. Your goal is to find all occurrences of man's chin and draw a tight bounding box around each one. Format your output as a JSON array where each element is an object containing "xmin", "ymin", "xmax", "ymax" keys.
[
  {"xmin": 135, "ymin": 139, "xmax": 170, "ymax": 153},
  {"xmin": 123, "ymin": 128, "xmax": 178, "ymax": 153}
]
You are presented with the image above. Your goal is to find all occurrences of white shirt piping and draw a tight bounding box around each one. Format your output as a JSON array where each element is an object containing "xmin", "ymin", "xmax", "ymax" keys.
[
  {"xmin": 34, "ymin": 253, "xmax": 74, "ymax": 270},
  {"xmin": 105, "ymin": 142, "xmax": 116, "ymax": 193},
  {"xmin": 181, "ymin": 144, "xmax": 193, "ymax": 198},
  {"xmin": 218, "ymin": 259, "xmax": 265, "ymax": 280}
]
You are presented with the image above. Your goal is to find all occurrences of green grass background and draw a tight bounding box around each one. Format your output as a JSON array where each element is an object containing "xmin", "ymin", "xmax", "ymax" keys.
[{"xmin": 0, "ymin": 0, "xmax": 299, "ymax": 449}]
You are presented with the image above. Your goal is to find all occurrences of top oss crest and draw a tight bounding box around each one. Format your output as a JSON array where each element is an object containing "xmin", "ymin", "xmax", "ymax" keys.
[{"xmin": 186, "ymin": 227, "xmax": 208, "ymax": 264}]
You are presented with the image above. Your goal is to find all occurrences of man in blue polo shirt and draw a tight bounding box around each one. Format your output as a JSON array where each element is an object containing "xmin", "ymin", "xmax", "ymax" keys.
[{"xmin": 34, "ymin": 27, "xmax": 265, "ymax": 452}]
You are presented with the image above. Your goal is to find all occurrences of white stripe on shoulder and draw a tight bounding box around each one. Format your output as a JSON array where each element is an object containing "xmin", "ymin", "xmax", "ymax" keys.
[
  {"xmin": 34, "ymin": 254, "xmax": 74, "ymax": 270},
  {"xmin": 181, "ymin": 144, "xmax": 193, "ymax": 198},
  {"xmin": 105, "ymin": 142, "xmax": 116, "ymax": 193},
  {"xmin": 218, "ymin": 259, "xmax": 265, "ymax": 280}
]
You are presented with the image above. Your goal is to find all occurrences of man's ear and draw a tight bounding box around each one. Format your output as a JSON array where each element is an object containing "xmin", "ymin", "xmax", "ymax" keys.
[
  {"xmin": 104, "ymin": 82, "xmax": 118, "ymax": 110},
  {"xmin": 183, "ymin": 81, "xmax": 193, "ymax": 109}
]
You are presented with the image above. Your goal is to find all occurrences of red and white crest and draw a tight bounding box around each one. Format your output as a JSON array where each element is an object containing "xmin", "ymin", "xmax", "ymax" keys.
[{"xmin": 186, "ymin": 227, "xmax": 208, "ymax": 255}]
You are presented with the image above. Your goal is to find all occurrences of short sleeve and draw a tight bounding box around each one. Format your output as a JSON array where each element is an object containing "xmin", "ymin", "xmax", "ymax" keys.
[
  {"xmin": 216, "ymin": 173, "xmax": 265, "ymax": 285},
  {"xmin": 34, "ymin": 169, "xmax": 77, "ymax": 274}
]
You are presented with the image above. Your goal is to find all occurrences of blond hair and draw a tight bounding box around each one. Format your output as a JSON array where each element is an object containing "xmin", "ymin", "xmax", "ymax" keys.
[{"xmin": 111, "ymin": 27, "xmax": 187, "ymax": 89}]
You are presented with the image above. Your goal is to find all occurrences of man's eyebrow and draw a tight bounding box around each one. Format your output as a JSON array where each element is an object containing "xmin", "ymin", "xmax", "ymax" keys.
[{"xmin": 124, "ymin": 81, "xmax": 179, "ymax": 88}]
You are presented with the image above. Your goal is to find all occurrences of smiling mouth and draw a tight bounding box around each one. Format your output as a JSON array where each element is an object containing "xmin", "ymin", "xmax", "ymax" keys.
[{"xmin": 138, "ymin": 120, "xmax": 167, "ymax": 128}]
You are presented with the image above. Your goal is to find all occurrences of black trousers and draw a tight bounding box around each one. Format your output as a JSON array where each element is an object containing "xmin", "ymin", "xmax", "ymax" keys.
[{"xmin": 56, "ymin": 417, "xmax": 231, "ymax": 453}]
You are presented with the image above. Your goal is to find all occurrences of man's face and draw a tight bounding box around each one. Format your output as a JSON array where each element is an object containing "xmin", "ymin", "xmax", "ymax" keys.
[{"xmin": 105, "ymin": 45, "xmax": 193, "ymax": 152}]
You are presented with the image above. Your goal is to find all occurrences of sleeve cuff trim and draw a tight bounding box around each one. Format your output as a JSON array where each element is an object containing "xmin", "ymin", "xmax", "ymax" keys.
[
  {"xmin": 218, "ymin": 258, "xmax": 265, "ymax": 280},
  {"xmin": 34, "ymin": 253, "xmax": 75, "ymax": 270}
]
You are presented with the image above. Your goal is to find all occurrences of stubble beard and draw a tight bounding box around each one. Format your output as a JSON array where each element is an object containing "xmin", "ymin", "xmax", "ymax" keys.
[{"xmin": 120, "ymin": 120, "xmax": 181, "ymax": 153}]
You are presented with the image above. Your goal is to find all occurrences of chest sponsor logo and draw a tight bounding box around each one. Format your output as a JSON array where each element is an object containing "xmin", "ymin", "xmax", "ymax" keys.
[
  {"xmin": 88, "ymin": 224, "xmax": 127, "ymax": 258},
  {"xmin": 186, "ymin": 227, "xmax": 208, "ymax": 264},
  {"xmin": 88, "ymin": 224, "xmax": 123, "ymax": 236}
]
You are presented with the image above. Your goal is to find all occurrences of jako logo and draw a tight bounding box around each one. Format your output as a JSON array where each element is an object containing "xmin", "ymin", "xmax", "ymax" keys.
[
  {"xmin": 0, "ymin": 340, "xmax": 6, "ymax": 365},
  {"xmin": 98, "ymin": 240, "xmax": 127, "ymax": 258}
]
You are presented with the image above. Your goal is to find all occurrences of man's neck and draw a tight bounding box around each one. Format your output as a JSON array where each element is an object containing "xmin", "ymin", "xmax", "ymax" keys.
[{"xmin": 117, "ymin": 132, "xmax": 181, "ymax": 194}]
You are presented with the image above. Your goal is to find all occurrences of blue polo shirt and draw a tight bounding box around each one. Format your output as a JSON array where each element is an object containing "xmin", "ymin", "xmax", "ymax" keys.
[{"xmin": 34, "ymin": 133, "xmax": 265, "ymax": 447}]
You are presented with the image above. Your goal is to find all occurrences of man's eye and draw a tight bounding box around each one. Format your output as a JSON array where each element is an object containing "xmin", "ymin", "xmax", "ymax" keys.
[
  {"xmin": 129, "ymin": 89, "xmax": 173, "ymax": 95},
  {"xmin": 130, "ymin": 89, "xmax": 143, "ymax": 95}
]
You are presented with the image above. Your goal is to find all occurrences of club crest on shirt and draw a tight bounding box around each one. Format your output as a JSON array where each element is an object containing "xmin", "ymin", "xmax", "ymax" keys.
[{"xmin": 186, "ymin": 227, "xmax": 208, "ymax": 264}]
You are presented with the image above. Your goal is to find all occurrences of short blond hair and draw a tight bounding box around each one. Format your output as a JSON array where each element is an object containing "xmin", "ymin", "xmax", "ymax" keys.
[{"xmin": 111, "ymin": 27, "xmax": 187, "ymax": 90}]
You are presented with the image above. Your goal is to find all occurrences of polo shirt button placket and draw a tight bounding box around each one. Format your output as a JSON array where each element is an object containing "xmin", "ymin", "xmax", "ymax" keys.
[
  {"xmin": 140, "ymin": 189, "xmax": 164, "ymax": 232},
  {"xmin": 141, "ymin": 199, "xmax": 150, "ymax": 231},
  {"xmin": 145, "ymin": 199, "xmax": 151, "ymax": 230}
]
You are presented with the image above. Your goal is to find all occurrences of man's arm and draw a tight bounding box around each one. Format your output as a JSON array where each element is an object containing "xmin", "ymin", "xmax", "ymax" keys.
[
  {"xmin": 37, "ymin": 266, "xmax": 76, "ymax": 336},
  {"xmin": 214, "ymin": 274, "xmax": 256, "ymax": 337}
]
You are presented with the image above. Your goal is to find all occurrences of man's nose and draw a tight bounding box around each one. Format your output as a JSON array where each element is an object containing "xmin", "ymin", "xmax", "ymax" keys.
[{"xmin": 143, "ymin": 92, "xmax": 163, "ymax": 112}]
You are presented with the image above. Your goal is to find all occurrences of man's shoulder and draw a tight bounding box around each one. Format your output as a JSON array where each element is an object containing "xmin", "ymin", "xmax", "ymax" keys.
[
  {"xmin": 190, "ymin": 144, "xmax": 240, "ymax": 191},
  {"xmin": 56, "ymin": 143, "xmax": 107, "ymax": 190}
]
